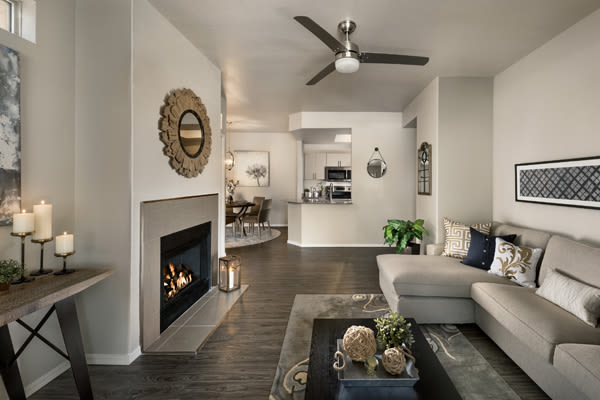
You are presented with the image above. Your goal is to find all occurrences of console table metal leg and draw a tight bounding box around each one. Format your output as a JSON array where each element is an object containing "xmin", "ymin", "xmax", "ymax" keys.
[
  {"xmin": 0, "ymin": 325, "xmax": 26, "ymax": 400},
  {"xmin": 55, "ymin": 297, "xmax": 94, "ymax": 400}
]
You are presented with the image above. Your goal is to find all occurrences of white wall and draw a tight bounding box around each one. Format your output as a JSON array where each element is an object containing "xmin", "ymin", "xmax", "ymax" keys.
[
  {"xmin": 402, "ymin": 77, "xmax": 493, "ymax": 243},
  {"xmin": 289, "ymin": 112, "xmax": 416, "ymax": 245},
  {"xmin": 73, "ymin": 0, "xmax": 134, "ymax": 361},
  {"xmin": 225, "ymin": 132, "xmax": 296, "ymax": 225},
  {"xmin": 493, "ymin": 9, "xmax": 600, "ymax": 245},
  {"xmin": 131, "ymin": 0, "xmax": 222, "ymax": 350},
  {"xmin": 403, "ymin": 79, "xmax": 439, "ymax": 243},
  {"xmin": 0, "ymin": 0, "xmax": 76, "ymax": 396},
  {"xmin": 438, "ymin": 78, "xmax": 493, "ymax": 236}
]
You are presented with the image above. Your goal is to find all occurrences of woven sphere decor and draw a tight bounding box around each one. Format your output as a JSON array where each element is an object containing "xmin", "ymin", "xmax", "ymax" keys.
[
  {"xmin": 342, "ymin": 325, "xmax": 377, "ymax": 362},
  {"xmin": 382, "ymin": 347, "xmax": 407, "ymax": 375}
]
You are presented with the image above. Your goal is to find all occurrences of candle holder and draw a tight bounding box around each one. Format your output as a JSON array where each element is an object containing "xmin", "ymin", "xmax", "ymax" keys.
[
  {"xmin": 30, "ymin": 238, "xmax": 53, "ymax": 276},
  {"xmin": 54, "ymin": 251, "xmax": 76, "ymax": 275},
  {"xmin": 10, "ymin": 232, "xmax": 35, "ymax": 284}
]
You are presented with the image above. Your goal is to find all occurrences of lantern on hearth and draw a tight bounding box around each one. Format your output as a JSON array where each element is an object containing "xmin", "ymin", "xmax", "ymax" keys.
[{"xmin": 219, "ymin": 255, "xmax": 241, "ymax": 292}]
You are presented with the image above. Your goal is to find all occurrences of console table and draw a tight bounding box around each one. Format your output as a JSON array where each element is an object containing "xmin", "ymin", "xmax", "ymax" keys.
[{"xmin": 0, "ymin": 269, "xmax": 113, "ymax": 400}]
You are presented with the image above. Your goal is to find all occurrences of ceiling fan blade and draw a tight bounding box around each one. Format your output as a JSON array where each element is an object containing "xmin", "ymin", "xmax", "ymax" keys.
[
  {"xmin": 360, "ymin": 52, "xmax": 429, "ymax": 66},
  {"xmin": 294, "ymin": 16, "xmax": 345, "ymax": 53},
  {"xmin": 306, "ymin": 62, "xmax": 336, "ymax": 85}
]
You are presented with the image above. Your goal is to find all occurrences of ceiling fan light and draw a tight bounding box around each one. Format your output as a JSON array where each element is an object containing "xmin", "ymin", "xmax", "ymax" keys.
[{"xmin": 335, "ymin": 57, "xmax": 359, "ymax": 74}]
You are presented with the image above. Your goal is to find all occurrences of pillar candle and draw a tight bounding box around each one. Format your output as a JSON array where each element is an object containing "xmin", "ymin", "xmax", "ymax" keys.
[
  {"xmin": 33, "ymin": 200, "xmax": 53, "ymax": 240},
  {"xmin": 13, "ymin": 210, "xmax": 34, "ymax": 233},
  {"xmin": 55, "ymin": 232, "xmax": 74, "ymax": 254}
]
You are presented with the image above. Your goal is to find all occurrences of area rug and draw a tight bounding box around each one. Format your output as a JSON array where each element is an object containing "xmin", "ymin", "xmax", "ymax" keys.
[
  {"xmin": 269, "ymin": 294, "xmax": 519, "ymax": 400},
  {"xmin": 225, "ymin": 228, "xmax": 281, "ymax": 248}
]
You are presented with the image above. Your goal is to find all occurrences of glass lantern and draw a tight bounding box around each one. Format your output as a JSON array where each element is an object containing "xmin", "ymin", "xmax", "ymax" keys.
[{"xmin": 219, "ymin": 255, "xmax": 241, "ymax": 292}]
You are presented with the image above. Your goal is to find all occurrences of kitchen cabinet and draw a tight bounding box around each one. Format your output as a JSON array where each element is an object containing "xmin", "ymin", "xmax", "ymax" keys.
[
  {"xmin": 326, "ymin": 152, "xmax": 351, "ymax": 167},
  {"xmin": 304, "ymin": 152, "xmax": 327, "ymax": 180}
]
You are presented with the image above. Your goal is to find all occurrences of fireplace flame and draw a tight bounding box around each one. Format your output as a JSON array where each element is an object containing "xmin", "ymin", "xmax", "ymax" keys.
[{"xmin": 163, "ymin": 262, "xmax": 193, "ymax": 301}]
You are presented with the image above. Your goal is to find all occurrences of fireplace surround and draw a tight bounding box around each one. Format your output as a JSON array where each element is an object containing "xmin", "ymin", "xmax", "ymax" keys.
[{"xmin": 140, "ymin": 194, "xmax": 218, "ymax": 350}]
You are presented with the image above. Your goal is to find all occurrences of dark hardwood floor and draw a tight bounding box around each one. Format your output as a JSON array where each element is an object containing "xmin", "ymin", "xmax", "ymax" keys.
[{"xmin": 31, "ymin": 228, "xmax": 548, "ymax": 399}]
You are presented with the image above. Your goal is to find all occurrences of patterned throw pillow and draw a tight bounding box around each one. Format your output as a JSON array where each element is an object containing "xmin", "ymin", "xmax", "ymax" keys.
[
  {"xmin": 536, "ymin": 269, "xmax": 600, "ymax": 327},
  {"xmin": 488, "ymin": 238, "xmax": 542, "ymax": 288},
  {"xmin": 441, "ymin": 218, "xmax": 492, "ymax": 259}
]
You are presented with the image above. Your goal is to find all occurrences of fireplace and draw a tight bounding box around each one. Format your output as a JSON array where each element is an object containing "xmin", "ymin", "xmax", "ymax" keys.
[
  {"xmin": 160, "ymin": 222, "xmax": 211, "ymax": 332},
  {"xmin": 141, "ymin": 194, "xmax": 218, "ymax": 350}
]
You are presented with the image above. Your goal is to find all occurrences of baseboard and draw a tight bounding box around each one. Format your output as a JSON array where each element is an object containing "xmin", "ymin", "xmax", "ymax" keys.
[
  {"xmin": 24, "ymin": 360, "xmax": 70, "ymax": 397},
  {"xmin": 86, "ymin": 346, "xmax": 141, "ymax": 365},
  {"xmin": 287, "ymin": 240, "xmax": 385, "ymax": 248}
]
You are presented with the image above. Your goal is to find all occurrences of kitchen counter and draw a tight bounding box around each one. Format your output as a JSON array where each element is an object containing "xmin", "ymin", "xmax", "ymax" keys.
[
  {"xmin": 288, "ymin": 199, "xmax": 353, "ymax": 205},
  {"xmin": 288, "ymin": 201, "xmax": 362, "ymax": 246}
]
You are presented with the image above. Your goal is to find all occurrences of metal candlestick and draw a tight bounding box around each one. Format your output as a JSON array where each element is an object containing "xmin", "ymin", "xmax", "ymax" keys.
[
  {"xmin": 30, "ymin": 237, "xmax": 54, "ymax": 276},
  {"xmin": 10, "ymin": 232, "xmax": 35, "ymax": 284},
  {"xmin": 54, "ymin": 250, "xmax": 75, "ymax": 275}
]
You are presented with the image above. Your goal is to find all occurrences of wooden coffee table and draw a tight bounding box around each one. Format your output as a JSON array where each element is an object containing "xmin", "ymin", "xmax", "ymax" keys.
[{"xmin": 305, "ymin": 318, "xmax": 462, "ymax": 400}]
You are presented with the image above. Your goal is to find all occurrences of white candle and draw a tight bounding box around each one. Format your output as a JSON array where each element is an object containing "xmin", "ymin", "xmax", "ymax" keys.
[
  {"xmin": 33, "ymin": 200, "xmax": 53, "ymax": 240},
  {"xmin": 55, "ymin": 232, "xmax": 74, "ymax": 254},
  {"xmin": 13, "ymin": 209, "xmax": 34, "ymax": 233}
]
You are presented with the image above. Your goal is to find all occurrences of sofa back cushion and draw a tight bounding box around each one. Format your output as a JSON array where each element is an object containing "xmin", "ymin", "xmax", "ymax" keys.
[
  {"xmin": 492, "ymin": 223, "xmax": 551, "ymax": 250},
  {"xmin": 539, "ymin": 236, "xmax": 600, "ymax": 288}
]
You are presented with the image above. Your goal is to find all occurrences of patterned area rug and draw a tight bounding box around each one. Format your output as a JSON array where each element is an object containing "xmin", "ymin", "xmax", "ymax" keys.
[
  {"xmin": 225, "ymin": 228, "xmax": 281, "ymax": 248},
  {"xmin": 269, "ymin": 294, "xmax": 519, "ymax": 400}
]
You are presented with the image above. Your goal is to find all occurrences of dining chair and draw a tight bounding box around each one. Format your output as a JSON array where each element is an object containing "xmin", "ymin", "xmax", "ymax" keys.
[
  {"xmin": 225, "ymin": 205, "xmax": 239, "ymax": 237},
  {"xmin": 257, "ymin": 199, "xmax": 272, "ymax": 239},
  {"xmin": 242, "ymin": 196, "xmax": 264, "ymax": 234}
]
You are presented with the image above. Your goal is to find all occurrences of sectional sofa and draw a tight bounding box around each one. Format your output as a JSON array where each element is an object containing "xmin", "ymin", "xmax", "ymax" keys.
[{"xmin": 376, "ymin": 223, "xmax": 600, "ymax": 400}]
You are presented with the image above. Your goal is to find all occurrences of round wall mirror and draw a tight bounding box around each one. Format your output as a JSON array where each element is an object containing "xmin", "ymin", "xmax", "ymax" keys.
[
  {"xmin": 159, "ymin": 88, "xmax": 212, "ymax": 178},
  {"xmin": 178, "ymin": 110, "xmax": 204, "ymax": 157},
  {"xmin": 367, "ymin": 159, "xmax": 387, "ymax": 178}
]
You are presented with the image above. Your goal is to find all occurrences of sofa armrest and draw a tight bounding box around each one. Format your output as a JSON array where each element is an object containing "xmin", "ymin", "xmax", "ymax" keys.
[{"xmin": 426, "ymin": 243, "xmax": 444, "ymax": 256}]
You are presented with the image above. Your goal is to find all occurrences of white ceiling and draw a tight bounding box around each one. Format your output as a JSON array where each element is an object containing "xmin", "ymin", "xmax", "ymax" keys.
[{"xmin": 149, "ymin": 0, "xmax": 600, "ymax": 132}]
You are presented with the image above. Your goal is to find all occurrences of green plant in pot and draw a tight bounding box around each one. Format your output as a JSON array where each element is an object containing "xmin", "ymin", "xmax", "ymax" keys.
[
  {"xmin": 383, "ymin": 219, "xmax": 429, "ymax": 254},
  {"xmin": 0, "ymin": 259, "xmax": 21, "ymax": 291},
  {"xmin": 375, "ymin": 312, "xmax": 415, "ymax": 349}
]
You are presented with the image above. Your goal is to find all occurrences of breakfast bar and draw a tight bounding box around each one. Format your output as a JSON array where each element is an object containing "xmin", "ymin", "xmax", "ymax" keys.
[{"xmin": 287, "ymin": 201, "xmax": 358, "ymax": 246}]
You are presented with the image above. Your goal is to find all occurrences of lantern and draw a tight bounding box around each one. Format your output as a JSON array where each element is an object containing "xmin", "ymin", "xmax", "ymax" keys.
[{"xmin": 219, "ymin": 255, "xmax": 241, "ymax": 292}]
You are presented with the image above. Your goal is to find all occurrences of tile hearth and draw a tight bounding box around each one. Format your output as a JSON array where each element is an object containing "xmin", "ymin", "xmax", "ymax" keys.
[{"xmin": 145, "ymin": 285, "xmax": 248, "ymax": 354}]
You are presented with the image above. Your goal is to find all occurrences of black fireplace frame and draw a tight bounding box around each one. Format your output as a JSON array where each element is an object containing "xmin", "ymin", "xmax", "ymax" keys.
[{"xmin": 159, "ymin": 222, "xmax": 211, "ymax": 332}]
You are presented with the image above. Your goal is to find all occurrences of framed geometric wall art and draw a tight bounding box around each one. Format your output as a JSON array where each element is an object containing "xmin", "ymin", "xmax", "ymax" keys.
[
  {"xmin": 231, "ymin": 151, "xmax": 270, "ymax": 187},
  {"xmin": 0, "ymin": 44, "xmax": 21, "ymax": 225},
  {"xmin": 515, "ymin": 156, "xmax": 600, "ymax": 210}
]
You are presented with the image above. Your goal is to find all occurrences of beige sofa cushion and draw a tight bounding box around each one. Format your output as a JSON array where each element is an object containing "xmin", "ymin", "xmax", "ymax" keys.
[
  {"xmin": 472, "ymin": 282, "xmax": 600, "ymax": 362},
  {"xmin": 539, "ymin": 235, "xmax": 600, "ymax": 288},
  {"xmin": 554, "ymin": 344, "xmax": 600, "ymax": 400},
  {"xmin": 492, "ymin": 223, "xmax": 551, "ymax": 250},
  {"xmin": 377, "ymin": 254, "xmax": 516, "ymax": 298}
]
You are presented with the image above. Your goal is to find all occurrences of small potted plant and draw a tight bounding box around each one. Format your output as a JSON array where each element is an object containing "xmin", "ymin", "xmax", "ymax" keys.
[
  {"xmin": 383, "ymin": 219, "xmax": 429, "ymax": 254},
  {"xmin": 0, "ymin": 259, "xmax": 22, "ymax": 292},
  {"xmin": 375, "ymin": 312, "xmax": 415, "ymax": 350}
]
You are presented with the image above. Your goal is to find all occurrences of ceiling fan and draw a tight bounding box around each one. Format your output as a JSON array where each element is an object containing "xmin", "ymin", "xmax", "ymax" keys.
[{"xmin": 294, "ymin": 16, "xmax": 429, "ymax": 85}]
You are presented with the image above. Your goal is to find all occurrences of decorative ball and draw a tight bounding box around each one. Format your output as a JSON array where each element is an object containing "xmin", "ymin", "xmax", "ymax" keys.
[
  {"xmin": 382, "ymin": 347, "xmax": 407, "ymax": 375},
  {"xmin": 342, "ymin": 325, "xmax": 377, "ymax": 362}
]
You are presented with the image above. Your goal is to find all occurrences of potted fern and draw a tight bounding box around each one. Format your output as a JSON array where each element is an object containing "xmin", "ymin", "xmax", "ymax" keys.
[
  {"xmin": 0, "ymin": 259, "xmax": 21, "ymax": 292},
  {"xmin": 383, "ymin": 219, "xmax": 429, "ymax": 254}
]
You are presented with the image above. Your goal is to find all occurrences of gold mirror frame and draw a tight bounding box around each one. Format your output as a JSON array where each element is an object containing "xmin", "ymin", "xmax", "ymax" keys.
[{"xmin": 159, "ymin": 88, "xmax": 212, "ymax": 178}]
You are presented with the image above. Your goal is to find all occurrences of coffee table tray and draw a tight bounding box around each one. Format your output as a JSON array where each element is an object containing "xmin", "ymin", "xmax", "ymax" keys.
[{"xmin": 336, "ymin": 340, "xmax": 419, "ymax": 387}]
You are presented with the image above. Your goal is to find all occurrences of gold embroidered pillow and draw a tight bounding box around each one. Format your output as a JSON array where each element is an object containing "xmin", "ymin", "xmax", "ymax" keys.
[
  {"xmin": 488, "ymin": 238, "xmax": 542, "ymax": 288},
  {"xmin": 441, "ymin": 218, "xmax": 491, "ymax": 259}
]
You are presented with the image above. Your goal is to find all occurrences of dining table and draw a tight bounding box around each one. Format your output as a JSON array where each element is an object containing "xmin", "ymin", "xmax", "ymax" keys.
[{"xmin": 226, "ymin": 201, "xmax": 255, "ymax": 237}]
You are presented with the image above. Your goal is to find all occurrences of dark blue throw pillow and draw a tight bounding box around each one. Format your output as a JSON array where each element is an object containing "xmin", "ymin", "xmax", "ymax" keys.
[{"xmin": 462, "ymin": 227, "xmax": 517, "ymax": 270}]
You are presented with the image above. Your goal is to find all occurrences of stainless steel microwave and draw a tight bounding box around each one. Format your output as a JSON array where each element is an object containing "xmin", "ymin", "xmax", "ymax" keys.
[{"xmin": 325, "ymin": 167, "xmax": 351, "ymax": 182}]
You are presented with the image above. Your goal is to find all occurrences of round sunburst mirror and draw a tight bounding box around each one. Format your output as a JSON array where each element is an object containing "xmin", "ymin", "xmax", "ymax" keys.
[{"xmin": 159, "ymin": 88, "xmax": 212, "ymax": 178}]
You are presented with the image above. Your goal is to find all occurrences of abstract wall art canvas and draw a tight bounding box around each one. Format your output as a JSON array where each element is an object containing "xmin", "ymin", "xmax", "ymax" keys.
[
  {"xmin": 0, "ymin": 45, "xmax": 21, "ymax": 225},
  {"xmin": 515, "ymin": 157, "xmax": 600, "ymax": 210},
  {"xmin": 232, "ymin": 151, "xmax": 270, "ymax": 187}
]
